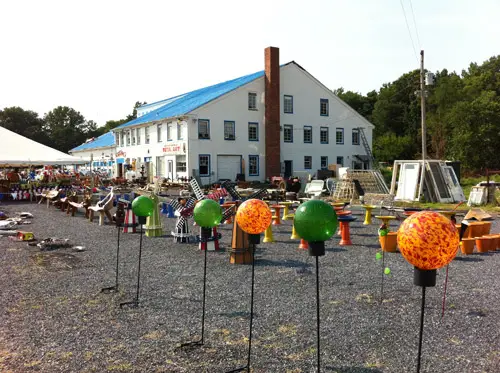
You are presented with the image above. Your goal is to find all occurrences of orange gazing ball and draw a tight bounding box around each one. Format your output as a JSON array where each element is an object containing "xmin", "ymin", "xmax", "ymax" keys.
[
  {"xmin": 235, "ymin": 199, "xmax": 272, "ymax": 235},
  {"xmin": 397, "ymin": 211, "xmax": 459, "ymax": 270}
]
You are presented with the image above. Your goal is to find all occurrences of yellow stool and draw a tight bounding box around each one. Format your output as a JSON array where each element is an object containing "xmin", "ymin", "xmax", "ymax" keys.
[
  {"xmin": 291, "ymin": 219, "xmax": 300, "ymax": 240},
  {"xmin": 263, "ymin": 223, "xmax": 275, "ymax": 243},
  {"xmin": 362, "ymin": 205, "xmax": 376, "ymax": 225},
  {"xmin": 281, "ymin": 201, "xmax": 294, "ymax": 221}
]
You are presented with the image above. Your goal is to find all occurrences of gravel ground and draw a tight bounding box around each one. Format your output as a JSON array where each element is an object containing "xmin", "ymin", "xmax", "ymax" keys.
[{"xmin": 0, "ymin": 201, "xmax": 499, "ymax": 373}]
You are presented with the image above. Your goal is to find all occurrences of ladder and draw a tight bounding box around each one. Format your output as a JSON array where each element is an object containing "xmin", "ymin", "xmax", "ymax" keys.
[{"xmin": 357, "ymin": 127, "xmax": 377, "ymax": 169}]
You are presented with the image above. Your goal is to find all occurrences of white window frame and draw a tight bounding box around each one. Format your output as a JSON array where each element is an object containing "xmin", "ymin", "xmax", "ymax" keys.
[
  {"xmin": 157, "ymin": 124, "xmax": 162, "ymax": 142},
  {"xmin": 304, "ymin": 156, "xmax": 312, "ymax": 169},
  {"xmin": 248, "ymin": 92, "xmax": 257, "ymax": 110},
  {"xmin": 224, "ymin": 121, "xmax": 235, "ymax": 140},
  {"xmin": 145, "ymin": 126, "xmax": 150, "ymax": 144},
  {"xmin": 284, "ymin": 124, "xmax": 293, "ymax": 142}
]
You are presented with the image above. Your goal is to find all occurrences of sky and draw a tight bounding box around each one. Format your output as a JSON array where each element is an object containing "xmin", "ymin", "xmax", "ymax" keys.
[{"xmin": 1, "ymin": 0, "xmax": 499, "ymax": 126}]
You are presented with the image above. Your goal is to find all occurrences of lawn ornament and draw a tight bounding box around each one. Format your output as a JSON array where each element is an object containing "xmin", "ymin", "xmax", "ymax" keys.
[
  {"xmin": 294, "ymin": 200, "xmax": 337, "ymax": 373},
  {"xmin": 397, "ymin": 211, "xmax": 459, "ymax": 373},
  {"xmin": 225, "ymin": 199, "xmax": 271, "ymax": 373}
]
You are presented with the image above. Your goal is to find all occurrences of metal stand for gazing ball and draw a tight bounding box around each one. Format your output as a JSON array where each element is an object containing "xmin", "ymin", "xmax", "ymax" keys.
[
  {"xmin": 414, "ymin": 267, "xmax": 437, "ymax": 373},
  {"xmin": 101, "ymin": 203, "xmax": 125, "ymax": 294},
  {"xmin": 120, "ymin": 216, "xmax": 147, "ymax": 309},
  {"xmin": 101, "ymin": 224, "xmax": 122, "ymax": 293},
  {"xmin": 179, "ymin": 227, "xmax": 212, "ymax": 348},
  {"xmin": 225, "ymin": 234, "xmax": 259, "ymax": 373},
  {"xmin": 308, "ymin": 241, "xmax": 325, "ymax": 373}
]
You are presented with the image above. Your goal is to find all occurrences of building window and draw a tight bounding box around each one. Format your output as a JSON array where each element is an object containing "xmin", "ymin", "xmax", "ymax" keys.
[
  {"xmin": 167, "ymin": 124, "xmax": 173, "ymax": 141},
  {"xmin": 145, "ymin": 126, "xmax": 150, "ymax": 144},
  {"xmin": 321, "ymin": 156, "xmax": 328, "ymax": 169},
  {"xmin": 320, "ymin": 99, "xmax": 329, "ymax": 116},
  {"xmin": 248, "ymin": 155, "xmax": 259, "ymax": 176},
  {"xmin": 126, "ymin": 131, "xmax": 131, "ymax": 146},
  {"xmin": 224, "ymin": 121, "xmax": 235, "ymax": 140},
  {"xmin": 303, "ymin": 126, "xmax": 312, "ymax": 143},
  {"xmin": 320, "ymin": 127, "xmax": 329, "ymax": 144},
  {"xmin": 198, "ymin": 119, "xmax": 210, "ymax": 139},
  {"xmin": 157, "ymin": 124, "xmax": 162, "ymax": 142},
  {"xmin": 248, "ymin": 92, "xmax": 257, "ymax": 110},
  {"xmin": 352, "ymin": 128, "xmax": 360, "ymax": 145},
  {"xmin": 177, "ymin": 123, "xmax": 184, "ymax": 140},
  {"xmin": 284, "ymin": 95, "xmax": 293, "ymax": 114},
  {"xmin": 337, "ymin": 156, "xmax": 344, "ymax": 167},
  {"xmin": 156, "ymin": 156, "xmax": 165, "ymax": 177},
  {"xmin": 304, "ymin": 156, "xmax": 312, "ymax": 169},
  {"xmin": 176, "ymin": 155, "xmax": 186, "ymax": 172},
  {"xmin": 336, "ymin": 128, "xmax": 344, "ymax": 144},
  {"xmin": 248, "ymin": 122, "xmax": 259, "ymax": 141},
  {"xmin": 115, "ymin": 132, "xmax": 120, "ymax": 147},
  {"xmin": 284, "ymin": 124, "xmax": 293, "ymax": 142},
  {"xmin": 199, "ymin": 155, "xmax": 210, "ymax": 176},
  {"xmin": 137, "ymin": 128, "xmax": 141, "ymax": 145},
  {"xmin": 131, "ymin": 129, "xmax": 136, "ymax": 145},
  {"xmin": 121, "ymin": 132, "xmax": 125, "ymax": 146}
]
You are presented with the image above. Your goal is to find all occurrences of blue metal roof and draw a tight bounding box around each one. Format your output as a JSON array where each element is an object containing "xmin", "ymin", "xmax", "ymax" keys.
[
  {"xmin": 70, "ymin": 131, "xmax": 115, "ymax": 152},
  {"xmin": 115, "ymin": 69, "xmax": 266, "ymax": 130}
]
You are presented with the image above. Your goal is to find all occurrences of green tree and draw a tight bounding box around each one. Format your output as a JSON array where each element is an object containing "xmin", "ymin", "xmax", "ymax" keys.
[
  {"xmin": 43, "ymin": 106, "xmax": 96, "ymax": 152},
  {"xmin": 334, "ymin": 88, "xmax": 378, "ymax": 122},
  {"xmin": 426, "ymin": 69, "xmax": 464, "ymax": 158},
  {"xmin": 0, "ymin": 106, "xmax": 50, "ymax": 145},
  {"xmin": 446, "ymin": 91, "xmax": 500, "ymax": 170},
  {"xmin": 373, "ymin": 132, "xmax": 414, "ymax": 163}
]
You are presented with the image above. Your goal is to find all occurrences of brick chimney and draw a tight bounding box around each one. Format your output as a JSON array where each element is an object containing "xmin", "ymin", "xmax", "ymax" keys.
[{"xmin": 264, "ymin": 46, "xmax": 281, "ymax": 179}]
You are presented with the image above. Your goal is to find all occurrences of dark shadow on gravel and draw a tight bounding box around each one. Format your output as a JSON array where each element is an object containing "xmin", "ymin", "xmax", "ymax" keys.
[
  {"xmin": 326, "ymin": 247, "xmax": 348, "ymax": 253},
  {"xmin": 355, "ymin": 233, "xmax": 378, "ymax": 237},
  {"xmin": 325, "ymin": 367, "xmax": 383, "ymax": 372},
  {"xmin": 454, "ymin": 256, "xmax": 484, "ymax": 262},
  {"xmin": 256, "ymin": 259, "xmax": 312, "ymax": 268}
]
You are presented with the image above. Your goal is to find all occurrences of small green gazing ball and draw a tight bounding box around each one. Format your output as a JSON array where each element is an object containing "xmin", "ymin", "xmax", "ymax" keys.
[
  {"xmin": 132, "ymin": 195, "xmax": 155, "ymax": 217},
  {"xmin": 375, "ymin": 252, "xmax": 383, "ymax": 260},
  {"xmin": 294, "ymin": 200, "xmax": 338, "ymax": 242},
  {"xmin": 384, "ymin": 267, "xmax": 391, "ymax": 275},
  {"xmin": 193, "ymin": 199, "xmax": 223, "ymax": 228}
]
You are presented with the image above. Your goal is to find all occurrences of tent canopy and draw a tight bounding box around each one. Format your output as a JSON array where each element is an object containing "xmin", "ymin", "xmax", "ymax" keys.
[{"xmin": 0, "ymin": 126, "xmax": 87, "ymax": 167}]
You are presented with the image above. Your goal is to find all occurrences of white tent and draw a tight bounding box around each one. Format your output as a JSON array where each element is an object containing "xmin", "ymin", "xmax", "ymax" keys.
[{"xmin": 0, "ymin": 126, "xmax": 87, "ymax": 167}]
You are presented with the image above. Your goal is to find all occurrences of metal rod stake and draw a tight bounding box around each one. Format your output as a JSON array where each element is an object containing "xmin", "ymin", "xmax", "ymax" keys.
[
  {"xmin": 315, "ymin": 255, "xmax": 321, "ymax": 373},
  {"xmin": 416, "ymin": 286, "xmax": 426, "ymax": 373}
]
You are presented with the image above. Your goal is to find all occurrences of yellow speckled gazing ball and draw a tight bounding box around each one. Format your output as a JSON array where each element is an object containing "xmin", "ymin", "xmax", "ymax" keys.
[
  {"xmin": 397, "ymin": 211, "xmax": 459, "ymax": 270},
  {"xmin": 235, "ymin": 199, "xmax": 272, "ymax": 235}
]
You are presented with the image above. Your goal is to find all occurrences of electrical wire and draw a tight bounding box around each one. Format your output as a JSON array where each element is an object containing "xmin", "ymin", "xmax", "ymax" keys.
[
  {"xmin": 399, "ymin": 0, "xmax": 419, "ymax": 63},
  {"xmin": 408, "ymin": 0, "xmax": 422, "ymax": 49}
]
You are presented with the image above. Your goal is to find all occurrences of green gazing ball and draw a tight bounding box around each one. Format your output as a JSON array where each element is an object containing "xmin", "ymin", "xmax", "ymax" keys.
[
  {"xmin": 384, "ymin": 267, "xmax": 391, "ymax": 275},
  {"xmin": 132, "ymin": 195, "xmax": 155, "ymax": 217},
  {"xmin": 193, "ymin": 199, "xmax": 223, "ymax": 228},
  {"xmin": 375, "ymin": 252, "xmax": 383, "ymax": 260},
  {"xmin": 294, "ymin": 200, "xmax": 338, "ymax": 242}
]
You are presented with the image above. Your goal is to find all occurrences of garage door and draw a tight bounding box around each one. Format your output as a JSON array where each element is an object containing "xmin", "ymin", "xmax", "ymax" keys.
[{"xmin": 217, "ymin": 155, "xmax": 241, "ymax": 181}]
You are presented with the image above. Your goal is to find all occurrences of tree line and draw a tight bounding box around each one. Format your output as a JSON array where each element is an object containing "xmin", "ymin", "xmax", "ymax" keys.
[
  {"xmin": 2, "ymin": 55, "xmax": 499, "ymax": 171},
  {"xmin": 0, "ymin": 102, "xmax": 145, "ymax": 154},
  {"xmin": 335, "ymin": 55, "xmax": 500, "ymax": 172}
]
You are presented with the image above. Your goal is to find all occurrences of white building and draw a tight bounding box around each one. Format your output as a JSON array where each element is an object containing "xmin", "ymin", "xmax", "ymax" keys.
[
  {"xmin": 69, "ymin": 132, "xmax": 116, "ymax": 176},
  {"xmin": 110, "ymin": 47, "xmax": 374, "ymax": 184}
]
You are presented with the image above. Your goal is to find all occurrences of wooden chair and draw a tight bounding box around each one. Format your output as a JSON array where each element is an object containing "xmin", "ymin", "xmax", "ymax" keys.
[
  {"xmin": 88, "ymin": 188, "xmax": 115, "ymax": 226},
  {"xmin": 38, "ymin": 189, "xmax": 60, "ymax": 208},
  {"xmin": 68, "ymin": 192, "xmax": 92, "ymax": 219}
]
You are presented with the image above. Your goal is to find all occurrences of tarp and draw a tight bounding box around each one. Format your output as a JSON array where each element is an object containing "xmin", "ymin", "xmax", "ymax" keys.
[{"xmin": 0, "ymin": 126, "xmax": 87, "ymax": 166}]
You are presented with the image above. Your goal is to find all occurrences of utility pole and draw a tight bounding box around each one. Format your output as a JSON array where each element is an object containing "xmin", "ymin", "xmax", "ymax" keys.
[{"xmin": 420, "ymin": 50, "xmax": 426, "ymax": 161}]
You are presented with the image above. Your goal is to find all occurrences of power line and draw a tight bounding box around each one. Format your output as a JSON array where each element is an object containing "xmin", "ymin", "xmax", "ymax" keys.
[
  {"xmin": 399, "ymin": 0, "xmax": 419, "ymax": 63},
  {"xmin": 408, "ymin": 0, "xmax": 422, "ymax": 49}
]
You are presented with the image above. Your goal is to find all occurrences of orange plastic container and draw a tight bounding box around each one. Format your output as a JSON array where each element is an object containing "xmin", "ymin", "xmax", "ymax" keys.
[
  {"xmin": 476, "ymin": 237, "xmax": 493, "ymax": 253},
  {"xmin": 379, "ymin": 232, "xmax": 398, "ymax": 253},
  {"xmin": 460, "ymin": 238, "xmax": 475, "ymax": 255}
]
